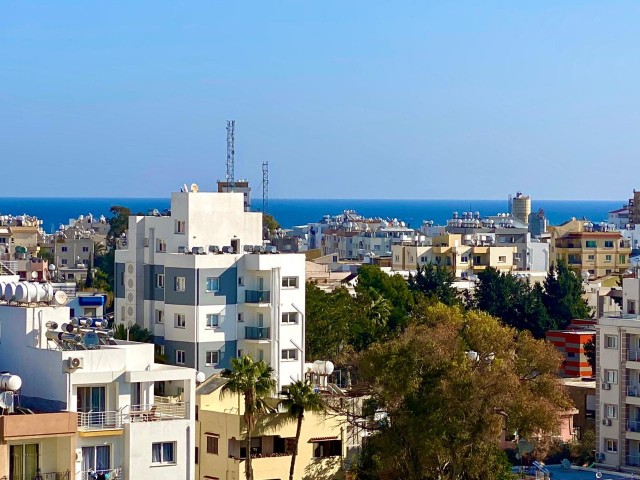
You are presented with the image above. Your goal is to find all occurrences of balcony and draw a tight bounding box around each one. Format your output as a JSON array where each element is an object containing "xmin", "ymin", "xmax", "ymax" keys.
[
  {"xmin": 0, "ymin": 471, "xmax": 71, "ymax": 480},
  {"xmin": 245, "ymin": 327, "xmax": 270, "ymax": 340},
  {"xmin": 629, "ymin": 420, "xmax": 640, "ymax": 432},
  {"xmin": 628, "ymin": 456, "xmax": 640, "ymax": 467},
  {"xmin": 629, "ymin": 351, "xmax": 640, "ymax": 362},
  {"xmin": 245, "ymin": 290, "xmax": 271, "ymax": 304},
  {"xmin": 79, "ymin": 468, "xmax": 122, "ymax": 480},
  {"xmin": 77, "ymin": 402, "xmax": 188, "ymax": 431},
  {"xmin": 629, "ymin": 386, "xmax": 640, "ymax": 397}
]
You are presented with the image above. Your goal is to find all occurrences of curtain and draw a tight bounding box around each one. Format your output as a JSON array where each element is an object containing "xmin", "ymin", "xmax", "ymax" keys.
[
  {"xmin": 162, "ymin": 443, "xmax": 174, "ymax": 463},
  {"xmin": 10, "ymin": 445, "xmax": 23, "ymax": 480},
  {"xmin": 152, "ymin": 443, "xmax": 162, "ymax": 464},
  {"xmin": 24, "ymin": 444, "xmax": 38, "ymax": 479},
  {"xmin": 82, "ymin": 447, "xmax": 94, "ymax": 473},
  {"xmin": 96, "ymin": 446, "xmax": 110, "ymax": 471}
]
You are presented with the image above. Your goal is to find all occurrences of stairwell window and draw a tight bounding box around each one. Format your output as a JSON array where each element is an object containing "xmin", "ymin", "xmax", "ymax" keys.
[
  {"xmin": 155, "ymin": 310, "xmax": 164, "ymax": 324},
  {"xmin": 175, "ymin": 313, "xmax": 186, "ymax": 329},
  {"xmin": 606, "ymin": 439, "xmax": 618, "ymax": 453},
  {"xmin": 282, "ymin": 349, "xmax": 298, "ymax": 361},
  {"xmin": 605, "ymin": 404, "xmax": 617, "ymax": 419},
  {"xmin": 156, "ymin": 274, "xmax": 165, "ymax": 289},
  {"xmin": 206, "ymin": 314, "xmax": 220, "ymax": 328},
  {"xmin": 282, "ymin": 276, "xmax": 299, "ymax": 288},
  {"xmin": 206, "ymin": 277, "xmax": 219, "ymax": 292},
  {"xmin": 206, "ymin": 435, "xmax": 219, "ymax": 455},
  {"xmin": 605, "ymin": 369, "xmax": 618, "ymax": 384},
  {"xmin": 175, "ymin": 220, "xmax": 185, "ymax": 234},
  {"xmin": 605, "ymin": 335, "xmax": 618, "ymax": 349},
  {"xmin": 156, "ymin": 239, "xmax": 167, "ymax": 253},
  {"xmin": 152, "ymin": 442, "xmax": 176, "ymax": 464},
  {"xmin": 205, "ymin": 351, "xmax": 220, "ymax": 366},
  {"xmin": 175, "ymin": 350, "xmax": 186, "ymax": 365},
  {"xmin": 175, "ymin": 276, "xmax": 186, "ymax": 292},
  {"xmin": 282, "ymin": 312, "xmax": 298, "ymax": 324}
]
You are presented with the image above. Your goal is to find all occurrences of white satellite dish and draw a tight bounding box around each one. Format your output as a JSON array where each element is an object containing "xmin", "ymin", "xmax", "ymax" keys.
[
  {"xmin": 191, "ymin": 183, "xmax": 199, "ymax": 193},
  {"xmin": 30, "ymin": 271, "xmax": 38, "ymax": 280},
  {"xmin": 183, "ymin": 184, "xmax": 189, "ymax": 193},
  {"xmin": 53, "ymin": 290, "xmax": 68, "ymax": 306}
]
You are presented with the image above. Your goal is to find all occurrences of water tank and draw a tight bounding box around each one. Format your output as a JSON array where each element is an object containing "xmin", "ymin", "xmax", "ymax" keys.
[
  {"xmin": 0, "ymin": 282, "xmax": 6, "ymax": 299},
  {"xmin": 0, "ymin": 374, "xmax": 22, "ymax": 392},
  {"xmin": 4, "ymin": 283, "xmax": 18, "ymax": 302},
  {"xmin": 15, "ymin": 282, "xmax": 37, "ymax": 303},
  {"xmin": 312, "ymin": 360, "xmax": 335, "ymax": 375}
]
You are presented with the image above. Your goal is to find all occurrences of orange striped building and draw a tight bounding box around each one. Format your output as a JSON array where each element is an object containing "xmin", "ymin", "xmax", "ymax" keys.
[{"xmin": 546, "ymin": 323, "xmax": 596, "ymax": 378}]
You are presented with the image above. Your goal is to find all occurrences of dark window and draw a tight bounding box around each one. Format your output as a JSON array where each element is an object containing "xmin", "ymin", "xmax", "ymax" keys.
[
  {"xmin": 207, "ymin": 435, "xmax": 219, "ymax": 454},
  {"xmin": 313, "ymin": 440, "xmax": 342, "ymax": 458}
]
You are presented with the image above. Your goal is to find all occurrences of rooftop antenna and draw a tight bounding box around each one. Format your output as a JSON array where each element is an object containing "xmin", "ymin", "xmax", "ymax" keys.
[
  {"xmin": 226, "ymin": 120, "xmax": 235, "ymax": 191},
  {"xmin": 262, "ymin": 161, "xmax": 269, "ymax": 214}
]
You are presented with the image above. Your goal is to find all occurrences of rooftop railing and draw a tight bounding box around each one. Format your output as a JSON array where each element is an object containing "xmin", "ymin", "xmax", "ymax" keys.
[{"xmin": 77, "ymin": 402, "xmax": 188, "ymax": 431}]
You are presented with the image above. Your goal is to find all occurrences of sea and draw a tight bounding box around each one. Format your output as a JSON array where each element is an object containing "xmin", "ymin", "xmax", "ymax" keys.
[{"xmin": 0, "ymin": 197, "xmax": 626, "ymax": 233}]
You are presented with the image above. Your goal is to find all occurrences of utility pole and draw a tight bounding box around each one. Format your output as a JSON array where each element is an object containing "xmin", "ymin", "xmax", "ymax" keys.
[
  {"xmin": 226, "ymin": 120, "xmax": 235, "ymax": 191},
  {"xmin": 262, "ymin": 161, "xmax": 269, "ymax": 214}
]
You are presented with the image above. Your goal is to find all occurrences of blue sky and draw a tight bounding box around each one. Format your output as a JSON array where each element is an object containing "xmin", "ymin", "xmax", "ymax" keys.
[{"xmin": 2, "ymin": 1, "xmax": 640, "ymax": 199}]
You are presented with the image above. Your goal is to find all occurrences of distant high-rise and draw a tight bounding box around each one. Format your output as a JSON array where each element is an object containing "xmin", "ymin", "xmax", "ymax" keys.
[
  {"xmin": 528, "ymin": 208, "xmax": 547, "ymax": 237},
  {"xmin": 510, "ymin": 192, "xmax": 531, "ymax": 225},
  {"xmin": 628, "ymin": 189, "xmax": 640, "ymax": 226}
]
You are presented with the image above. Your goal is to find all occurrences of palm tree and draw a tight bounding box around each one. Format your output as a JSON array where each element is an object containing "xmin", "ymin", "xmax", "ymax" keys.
[
  {"xmin": 280, "ymin": 380, "xmax": 325, "ymax": 480},
  {"xmin": 221, "ymin": 356, "xmax": 276, "ymax": 480}
]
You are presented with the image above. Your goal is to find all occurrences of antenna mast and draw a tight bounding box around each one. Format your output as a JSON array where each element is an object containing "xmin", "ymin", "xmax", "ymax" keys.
[
  {"xmin": 262, "ymin": 161, "xmax": 269, "ymax": 214},
  {"xmin": 226, "ymin": 120, "xmax": 235, "ymax": 191}
]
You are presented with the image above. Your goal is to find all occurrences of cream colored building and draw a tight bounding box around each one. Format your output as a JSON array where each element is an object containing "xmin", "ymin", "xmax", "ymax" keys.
[
  {"xmin": 391, "ymin": 234, "xmax": 517, "ymax": 279},
  {"xmin": 196, "ymin": 376, "xmax": 347, "ymax": 480},
  {"xmin": 549, "ymin": 219, "xmax": 631, "ymax": 279}
]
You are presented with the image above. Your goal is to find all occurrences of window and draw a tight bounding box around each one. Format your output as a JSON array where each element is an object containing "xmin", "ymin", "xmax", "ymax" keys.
[
  {"xmin": 155, "ymin": 309, "xmax": 164, "ymax": 324},
  {"xmin": 605, "ymin": 404, "xmax": 617, "ymax": 419},
  {"xmin": 258, "ymin": 349, "xmax": 264, "ymax": 361},
  {"xmin": 175, "ymin": 313, "xmax": 186, "ymax": 328},
  {"xmin": 588, "ymin": 254, "xmax": 595, "ymax": 261},
  {"xmin": 498, "ymin": 256, "xmax": 506, "ymax": 263},
  {"xmin": 67, "ymin": 273, "xmax": 74, "ymax": 279},
  {"xmin": 175, "ymin": 350, "xmax": 186, "ymax": 365},
  {"xmin": 238, "ymin": 276, "xmax": 244, "ymax": 286},
  {"xmin": 156, "ymin": 239, "xmax": 167, "ymax": 252},
  {"xmin": 620, "ymin": 254, "xmax": 627, "ymax": 264},
  {"xmin": 83, "ymin": 259, "xmax": 89, "ymax": 266},
  {"xmin": 206, "ymin": 277, "xmax": 219, "ymax": 292},
  {"xmin": 282, "ymin": 276, "xmax": 299, "ymax": 288},
  {"xmin": 585, "ymin": 240, "xmax": 597, "ymax": 248},
  {"xmin": 195, "ymin": 447, "xmax": 198, "ymax": 465},
  {"xmin": 605, "ymin": 369, "xmax": 618, "ymax": 384},
  {"xmin": 82, "ymin": 246, "xmax": 89, "ymax": 252},
  {"xmin": 282, "ymin": 349, "xmax": 298, "ymax": 361},
  {"xmin": 282, "ymin": 312, "xmax": 298, "ymax": 324},
  {"xmin": 175, "ymin": 220, "xmax": 186, "ymax": 234},
  {"xmin": 460, "ymin": 255, "xmax": 469, "ymax": 263},
  {"xmin": 237, "ymin": 313, "xmax": 244, "ymax": 322},
  {"xmin": 604, "ymin": 241, "xmax": 614, "ymax": 248},
  {"xmin": 206, "ymin": 314, "xmax": 220, "ymax": 328},
  {"xmin": 237, "ymin": 349, "xmax": 243, "ymax": 357},
  {"xmin": 474, "ymin": 256, "xmax": 482, "ymax": 265},
  {"xmin": 10, "ymin": 444, "xmax": 39, "ymax": 480},
  {"xmin": 605, "ymin": 335, "xmax": 618, "ymax": 349},
  {"xmin": 81, "ymin": 445, "xmax": 111, "ymax": 476},
  {"xmin": 205, "ymin": 351, "xmax": 220, "ymax": 366},
  {"xmin": 313, "ymin": 440, "xmax": 342, "ymax": 458},
  {"xmin": 61, "ymin": 259, "xmax": 68, "ymax": 265},
  {"xmin": 155, "ymin": 344, "xmax": 165, "ymax": 357},
  {"xmin": 206, "ymin": 435, "xmax": 219, "ymax": 455},
  {"xmin": 156, "ymin": 273, "xmax": 165, "ymax": 288},
  {"xmin": 175, "ymin": 276, "xmax": 186, "ymax": 292},
  {"xmin": 152, "ymin": 442, "xmax": 175, "ymax": 464},
  {"xmin": 61, "ymin": 246, "xmax": 68, "ymax": 252},
  {"xmin": 606, "ymin": 439, "xmax": 618, "ymax": 453},
  {"xmin": 629, "ymin": 300, "xmax": 637, "ymax": 315},
  {"xmin": 605, "ymin": 255, "xmax": 612, "ymax": 262}
]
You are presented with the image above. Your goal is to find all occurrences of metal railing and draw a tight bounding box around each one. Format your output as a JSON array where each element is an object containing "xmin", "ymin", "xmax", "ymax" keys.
[
  {"xmin": 0, "ymin": 260, "xmax": 17, "ymax": 275},
  {"xmin": 80, "ymin": 467, "xmax": 121, "ymax": 480},
  {"xmin": 245, "ymin": 290, "xmax": 271, "ymax": 303},
  {"xmin": 245, "ymin": 327, "xmax": 270, "ymax": 340},
  {"xmin": 628, "ymin": 351, "xmax": 640, "ymax": 362},
  {"xmin": 78, "ymin": 403, "xmax": 188, "ymax": 430},
  {"xmin": 0, "ymin": 472, "xmax": 70, "ymax": 480},
  {"xmin": 627, "ymin": 456, "xmax": 640, "ymax": 467},
  {"xmin": 628, "ymin": 420, "xmax": 640, "ymax": 432},
  {"xmin": 628, "ymin": 386, "xmax": 640, "ymax": 397}
]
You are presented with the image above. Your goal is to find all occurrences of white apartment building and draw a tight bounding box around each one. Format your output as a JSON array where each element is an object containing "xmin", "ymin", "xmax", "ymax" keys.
[
  {"xmin": 596, "ymin": 276, "xmax": 640, "ymax": 473},
  {"xmin": 114, "ymin": 188, "xmax": 305, "ymax": 390},
  {"xmin": 0, "ymin": 298, "xmax": 196, "ymax": 480}
]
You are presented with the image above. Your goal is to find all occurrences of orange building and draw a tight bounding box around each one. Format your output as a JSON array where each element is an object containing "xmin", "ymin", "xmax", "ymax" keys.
[{"xmin": 546, "ymin": 326, "xmax": 595, "ymax": 378}]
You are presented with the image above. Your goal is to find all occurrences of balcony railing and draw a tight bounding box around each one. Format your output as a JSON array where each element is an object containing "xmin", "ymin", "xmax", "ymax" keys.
[
  {"xmin": 77, "ymin": 402, "xmax": 188, "ymax": 430},
  {"xmin": 245, "ymin": 327, "xmax": 270, "ymax": 340},
  {"xmin": 628, "ymin": 386, "xmax": 640, "ymax": 397},
  {"xmin": 629, "ymin": 351, "xmax": 640, "ymax": 362},
  {"xmin": 245, "ymin": 290, "xmax": 271, "ymax": 303},
  {"xmin": 0, "ymin": 472, "xmax": 70, "ymax": 480},
  {"xmin": 628, "ymin": 420, "xmax": 640, "ymax": 432},
  {"xmin": 80, "ymin": 467, "xmax": 121, "ymax": 480}
]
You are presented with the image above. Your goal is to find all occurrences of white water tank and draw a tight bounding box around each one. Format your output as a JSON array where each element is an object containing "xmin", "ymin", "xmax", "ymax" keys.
[
  {"xmin": 312, "ymin": 360, "xmax": 335, "ymax": 375},
  {"xmin": 0, "ymin": 374, "xmax": 22, "ymax": 392},
  {"xmin": 4, "ymin": 283, "xmax": 18, "ymax": 301},
  {"xmin": 15, "ymin": 282, "xmax": 37, "ymax": 303},
  {"xmin": 0, "ymin": 282, "xmax": 6, "ymax": 299}
]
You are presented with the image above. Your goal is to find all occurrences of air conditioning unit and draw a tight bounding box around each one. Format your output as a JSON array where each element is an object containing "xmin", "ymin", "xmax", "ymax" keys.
[
  {"xmin": 602, "ymin": 418, "xmax": 612, "ymax": 426},
  {"xmin": 65, "ymin": 357, "xmax": 84, "ymax": 372},
  {"xmin": 192, "ymin": 246, "xmax": 205, "ymax": 255},
  {"xmin": 603, "ymin": 383, "xmax": 611, "ymax": 390},
  {"xmin": 209, "ymin": 245, "xmax": 220, "ymax": 254}
]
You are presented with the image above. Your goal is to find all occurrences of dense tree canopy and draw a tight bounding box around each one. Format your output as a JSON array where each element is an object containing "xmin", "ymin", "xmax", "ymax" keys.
[
  {"xmin": 353, "ymin": 303, "xmax": 571, "ymax": 480},
  {"xmin": 408, "ymin": 263, "xmax": 459, "ymax": 306}
]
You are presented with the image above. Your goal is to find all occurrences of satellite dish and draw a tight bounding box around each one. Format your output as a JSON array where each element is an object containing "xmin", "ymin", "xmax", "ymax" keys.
[
  {"xmin": 53, "ymin": 290, "xmax": 68, "ymax": 306},
  {"xmin": 183, "ymin": 184, "xmax": 189, "ymax": 193},
  {"xmin": 196, "ymin": 371, "xmax": 206, "ymax": 383},
  {"xmin": 83, "ymin": 332, "xmax": 100, "ymax": 349},
  {"xmin": 191, "ymin": 183, "xmax": 199, "ymax": 193},
  {"xmin": 30, "ymin": 271, "xmax": 38, "ymax": 280}
]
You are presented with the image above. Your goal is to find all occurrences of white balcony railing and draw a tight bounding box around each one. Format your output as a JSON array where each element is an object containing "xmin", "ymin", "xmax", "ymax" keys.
[
  {"xmin": 628, "ymin": 420, "xmax": 640, "ymax": 433},
  {"xmin": 77, "ymin": 403, "xmax": 188, "ymax": 431},
  {"xmin": 629, "ymin": 351, "xmax": 640, "ymax": 362},
  {"xmin": 81, "ymin": 467, "xmax": 122, "ymax": 480},
  {"xmin": 627, "ymin": 456, "xmax": 640, "ymax": 467}
]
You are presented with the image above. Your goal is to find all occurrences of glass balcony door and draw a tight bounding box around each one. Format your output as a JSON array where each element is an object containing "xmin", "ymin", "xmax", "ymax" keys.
[{"xmin": 10, "ymin": 444, "xmax": 39, "ymax": 480}]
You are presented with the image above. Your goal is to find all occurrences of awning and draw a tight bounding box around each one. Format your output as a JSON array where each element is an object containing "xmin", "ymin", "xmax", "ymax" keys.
[{"xmin": 308, "ymin": 436, "xmax": 338, "ymax": 443}]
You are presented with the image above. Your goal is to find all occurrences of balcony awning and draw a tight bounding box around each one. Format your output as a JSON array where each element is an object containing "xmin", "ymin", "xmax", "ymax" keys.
[{"xmin": 308, "ymin": 436, "xmax": 338, "ymax": 443}]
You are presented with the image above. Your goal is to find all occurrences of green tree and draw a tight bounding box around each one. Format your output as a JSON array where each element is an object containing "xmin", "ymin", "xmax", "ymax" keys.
[
  {"xmin": 107, "ymin": 206, "xmax": 131, "ymax": 247},
  {"xmin": 280, "ymin": 380, "xmax": 325, "ymax": 480},
  {"xmin": 262, "ymin": 213, "xmax": 280, "ymax": 233},
  {"xmin": 305, "ymin": 283, "xmax": 353, "ymax": 360},
  {"xmin": 584, "ymin": 338, "xmax": 596, "ymax": 376},
  {"xmin": 408, "ymin": 263, "xmax": 459, "ymax": 306},
  {"xmin": 113, "ymin": 323, "xmax": 153, "ymax": 342},
  {"xmin": 84, "ymin": 259, "xmax": 94, "ymax": 288},
  {"xmin": 354, "ymin": 303, "xmax": 570, "ymax": 480},
  {"xmin": 543, "ymin": 260, "xmax": 592, "ymax": 328},
  {"xmin": 356, "ymin": 265, "xmax": 414, "ymax": 332},
  {"xmin": 221, "ymin": 356, "xmax": 276, "ymax": 480}
]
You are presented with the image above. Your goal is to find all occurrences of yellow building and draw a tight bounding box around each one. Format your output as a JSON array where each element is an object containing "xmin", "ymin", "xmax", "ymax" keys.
[
  {"xmin": 196, "ymin": 377, "xmax": 347, "ymax": 480},
  {"xmin": 549, "ymin": 219, "xmax": 631, "ymax": 279},
  {"xmin": 392, "ymin": 234, "xmax": 517, "ymax": 278}
]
